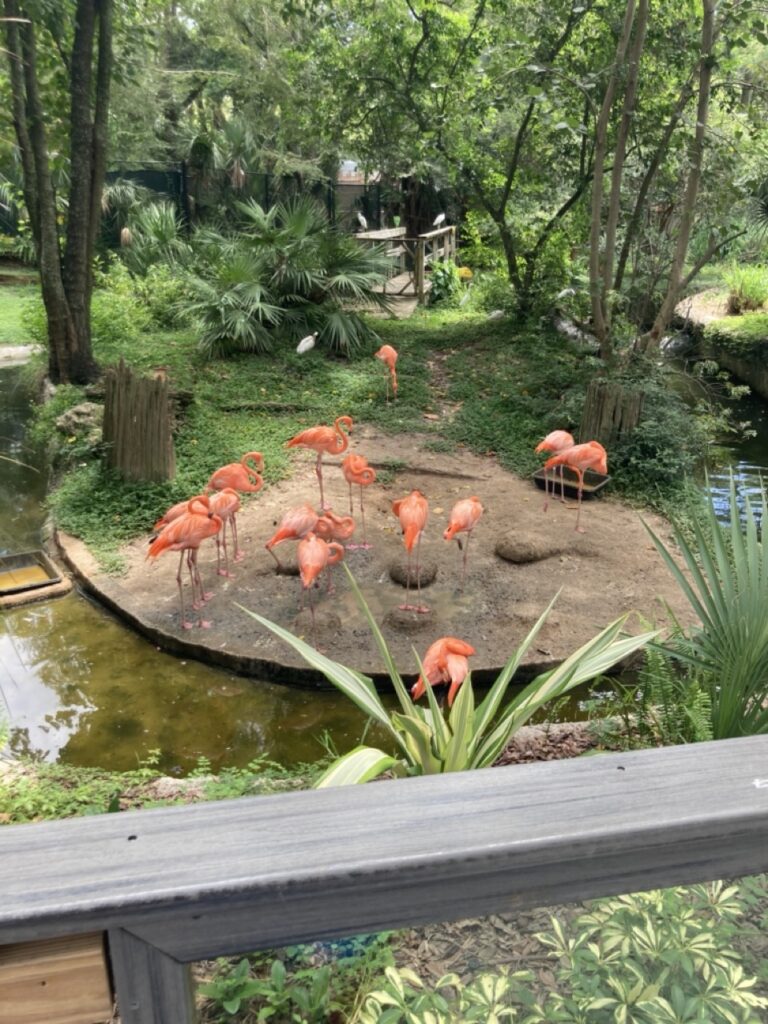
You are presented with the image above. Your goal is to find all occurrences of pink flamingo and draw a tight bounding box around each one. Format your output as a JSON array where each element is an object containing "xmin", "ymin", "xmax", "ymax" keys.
[
  {"xmin": 208, "ymin": 488, "xmax": 241, "ymax": 577},
  {"xmin": 146, "ymin": 495, "xmax": 222, "ymax": 629},
  {"xmin": 392, "ymin": 489, "xmax": 430, "ymax": 613},
  {"xmin": 411, "ymin": 637, "xmax": 476, "ymax": 707},
  {"xmin": 375, "ymin": 344, "xmax": 398, "ymax": 401},
  {"xmin": 265, "ymin": 504, "xmax": 320, "ymax": 570},
  {"xmin": 443, "ymin": 496, "xmax": 484, "ymax": 588},
  {"xmin": 342, "ymin": 453, "xmax": 377, "ymax": 548},
  {"xmin": 544, "ymin": 441, "xmax": 607, "ymax": 532},
  {"xmin": 206, "ymin": 452, "xmax": 264, "ymax": 558},
  {"xmin": 296, "ymin": 532, "xmax": 345, "ymax": 637},
  {"xmin": 535, "ymin": 431, "xmax": 574, "ymax": 509},
  {"xmin": 286, "ymin": 416, "xmax": 353, "ymax": 509}
]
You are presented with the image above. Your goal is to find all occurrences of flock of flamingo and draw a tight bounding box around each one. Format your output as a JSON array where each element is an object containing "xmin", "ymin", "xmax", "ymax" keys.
[{"xmin": 145, "ymin": 342, "xmax": 608, "ymax": 705}]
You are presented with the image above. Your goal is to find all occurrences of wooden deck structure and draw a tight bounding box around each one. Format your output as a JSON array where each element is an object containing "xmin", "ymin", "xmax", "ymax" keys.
[
  {"xmin": 357, "ymin": 225, "xmax": 457, "ymax": 304},
  {"xmin": 0, "ymin": 736, "xmax": 767, "ymax": 1022}
]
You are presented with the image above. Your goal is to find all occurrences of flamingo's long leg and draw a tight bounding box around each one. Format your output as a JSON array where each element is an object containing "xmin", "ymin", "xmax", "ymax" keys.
[
  {"xmin": 231, "ymin": 514, "xmax": 245, "ymax": 562},
  {"xmin": 460, "ymin": 530, "xmax": 471, "ymax": 589},
  {"xmin": 190, "ymin": 550, "xmax": 212, "ymax": 627},
  {"xmin": 176, "ymin": 550, "xmax": 194, "ymax": 629},
  {"xmin": 316, "ymin": 452, "xmax": 327, "ymax": 509},
  {"xmin": 575, "ymin": 471, "xmax": 585, "ymax": 532}
]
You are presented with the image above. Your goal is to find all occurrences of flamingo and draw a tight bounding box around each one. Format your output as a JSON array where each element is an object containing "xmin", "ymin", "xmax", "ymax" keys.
[
  {"xmin": 208, "ymin": 488, "xmax": 241, "ymax": 577},
  {"xmin": 207, "ymin": 452, "xmax": 264, "ymax": 493},
  {"xmin": 265, "ymin": 504, "xmax": 320, "ymax": 570},
  {"xmin": 315, "ymin": 509, "xmax": 356, "ymax": 546},
  {"xmin": 296, "ymin": 532, "xmax": 345, "ymax": 637},
  {"xmin": 443, "ymin": 496, "xmax": 484, "ymax": 588},
  {"xmin": 342, "ymin": 453, "xmax": 376, "ymax": 548},
  {"xmin": 392, "ymin": 489, "xmax": 430, "ymax": 613},
  {"xmin": 544, "ymin": 441, "xmax": 607, "ymax": 532},
  {"xmin": 374, "ymin": 345, "xmax": 398, "ymax": 402},
  {"xmin": 286, "ymin": 415, "xmax": 353, "ymax": 510},
  {"xmin": 411, "ymin": 637, "xmax": 476, "ymax": 707},
  {"xmin": 146, "ymin": 495, "xmax": 222, "ymax": 629},
  {"xmin": 535, "ymin": 431, "xmax": 574, "ymax": 509}
]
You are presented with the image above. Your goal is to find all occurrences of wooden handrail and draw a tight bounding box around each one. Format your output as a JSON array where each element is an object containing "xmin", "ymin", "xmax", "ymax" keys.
[{"xmin": 1, "ymin": 737, "xmax": 766, "ymax": 1023}]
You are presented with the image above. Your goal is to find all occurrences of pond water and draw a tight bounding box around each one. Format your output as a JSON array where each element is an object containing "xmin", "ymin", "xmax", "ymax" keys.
[
  {"xmin": 706, "ymin": 386, "xmax": 768, "ymax": 524},
  {"xmin": 0, "ymin": 364, "xmax": 393, "ymax": 773}
]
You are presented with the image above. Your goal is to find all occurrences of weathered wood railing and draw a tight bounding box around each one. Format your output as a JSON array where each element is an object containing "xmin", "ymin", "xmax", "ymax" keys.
[{"xmin": 1, "ymin": 736, "xmax": 767, "ymax": 1023}]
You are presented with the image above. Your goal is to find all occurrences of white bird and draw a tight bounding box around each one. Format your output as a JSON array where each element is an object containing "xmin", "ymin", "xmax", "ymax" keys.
[
  {"xmin": 296, "ymin": 332, "xmax": 318, "ymax": 354},
  {"xmin": 487, "ymin": 309, "xmax": 505, "ymax": 321},
  {"xmin": 433, "ymin": 212, "xmax": 446, "ymax": 227},
  {"xmin": 357, "ymin": 211, "xmax": 368, "ymax": 231}
]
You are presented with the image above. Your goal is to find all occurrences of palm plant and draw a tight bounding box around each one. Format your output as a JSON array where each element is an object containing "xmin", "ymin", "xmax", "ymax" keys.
[
  {"xmin": 182, "ymin": 198, "xmax": 393, "ymax": 357},
  {"xmin": 122, "ymin": 201, "xmax": 191, "ymax": 275},
  {"xmin": 238, "ymin": 565, "xmax": 656, "ymax": 785},
  {"xmin": 644, "ymin": 476, "xmax": 768, "ymax": 738}
]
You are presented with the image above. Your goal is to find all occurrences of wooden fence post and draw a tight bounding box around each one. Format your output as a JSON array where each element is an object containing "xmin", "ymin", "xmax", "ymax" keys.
[
  {"xmin": 103, "ymin": 359, "xmax": 176, "ymax": 482},
  {"xmin": 578, "ymin": 378, "xmax": 645, "ymax": 446}
]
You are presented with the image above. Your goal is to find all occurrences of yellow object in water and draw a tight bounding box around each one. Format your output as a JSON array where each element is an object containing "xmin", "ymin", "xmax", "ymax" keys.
[{"xmin": 0, "ymin": 565, "xmax": 50, "ymax": 592}]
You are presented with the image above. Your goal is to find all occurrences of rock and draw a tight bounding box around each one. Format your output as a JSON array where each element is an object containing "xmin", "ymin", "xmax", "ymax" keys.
[
  {"xmin": 495, "ymin": 534, "xmax": 563, "ymax": 563},
  {"xmin": 384, "ymin": 606, "xmax": 435, "ymax": 633},
  {"xmin": 389, "ymin": 559, "xmax": 438, "ymax": 587},
  {"xmin": 55, "ymin": 401, "xmax": 103, "ymax": 442}
]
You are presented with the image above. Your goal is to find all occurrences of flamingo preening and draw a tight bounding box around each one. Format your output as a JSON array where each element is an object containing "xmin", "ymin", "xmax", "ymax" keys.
[
  {"xmin": 374, "ymin": 345, "xmax": 398, "ymax": 402},
  {"xmin": 543, "ymin": 441, "xmax": 607, "ymax": 532},
  {"xmin": 206, "ymin": 451, "xmax": 264, "ymax": 494},
  {"xmin": 296, "ymin": 532, "xmax": 345, "ymax": 639},
  {"xmin": 411, "ymin": 637, "xmax": 476, "ymax": 706},
  {"xmin": 146, "ymin": 495, "xmax": 222, "ymax": 629},
  {"xmin": 392, "ymin": 489, "xmax": 430, "ymax": 613},
  {"xmin": 286, "ymin": 416, "xmax": 353, "ymax": 510},
  {"xmin": 341, "ymin": 453, "xmax": 376, "ymax": 548},
  {"xmin": 535, "ymin": 431, "xmax": 574, "ymax": 509},
  {"xmin": 443, "ymin": 496, "xmax": 484, "ymax": 588}
]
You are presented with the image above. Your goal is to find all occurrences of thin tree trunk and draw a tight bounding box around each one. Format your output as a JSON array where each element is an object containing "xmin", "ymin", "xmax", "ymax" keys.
[
  {"xmin": 4, "ymin": 0, "xmax": 39, "ymax": 246},
  {"xmin": 637, "ymin": 0, "xmax": 716, "ymax": 352},
  {"xmin": 588, "ymin": 0, "xmax": 637, "ymax": 361},
  {"xmin": 601, "ymin": 0, "xmax": 648, "ymax": 316}
]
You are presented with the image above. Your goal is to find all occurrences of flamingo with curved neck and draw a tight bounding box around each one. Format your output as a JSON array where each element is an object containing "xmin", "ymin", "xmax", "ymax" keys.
[{"xmin": 286, "ymin": 416, "xmax": 353, "ymax": 509}]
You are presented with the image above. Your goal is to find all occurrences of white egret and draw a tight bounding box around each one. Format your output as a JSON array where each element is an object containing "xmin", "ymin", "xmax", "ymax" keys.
[
  {"xmin": 357, "ymin": 211, "xmax": 368, "ymax": 231},
  {"xmin": 433, "ymin": 212, "xmax": 446, "ymax": 228},
  {"xmin": 296, "ymin": 331, "xmax": 318, "ymax": 354}
]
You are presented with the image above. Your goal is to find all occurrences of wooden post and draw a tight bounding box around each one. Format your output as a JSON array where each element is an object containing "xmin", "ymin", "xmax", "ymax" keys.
[
  {"xmin": 103, "ymin": 359, "xmax": 176, "ymax": 482},
  {"xmin": 416, "ymin": 238, "xmax": 426, "ymax": 305},
  {"xmin": 109, "ymin": 930, "xmax": 195, "ymax": 1024},
  {"xmin": 579, "ymin": 378, "xmax": 645, "ymax": 446}
]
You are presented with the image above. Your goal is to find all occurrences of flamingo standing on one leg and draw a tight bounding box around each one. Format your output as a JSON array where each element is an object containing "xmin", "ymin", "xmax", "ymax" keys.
[
  {"xmin": 411, "ymin": 637, "xmax": 476, "ymax": 707},
  {"xmin": 543, "ymin": 441, "xmax": 607, "ymax": 533},
  {"xmin": 286, "ymin": 416, "xmax": 353, "ymax": 510},
  {"xmin": 341, "ymin": 453, "xmax": 376, "ymax": 548},
  {"xmin": 392, "ymin": 489, "xmax": 430, "ymax": 613},
  {"xmin": 208, "ymin": 488, "xmax": 241, "ymax": 578},
  {"xmin": 265, "ymin": 504, "xmax": 320, "ymax": 570},
  {"xmin": 374, "ymin": 344, "xmax": 398, "ymax": 401},
  {"xmin": 296, "ymin": 532, "xmax": 345, "ymax": 639},
  {"xmin": 443, "ymin": 496, "xmax": 484, "ymax": 589},
  {"xmin": 535, "ymin": 431, "xmax": 574, "ymax": 510},
  {"xmin": 146, "ymin": 495, "xmax": 222, "ymax": 629},
  {"xmin": 206, "ymin": 451, "xmax": 264, "ymax": 560}
]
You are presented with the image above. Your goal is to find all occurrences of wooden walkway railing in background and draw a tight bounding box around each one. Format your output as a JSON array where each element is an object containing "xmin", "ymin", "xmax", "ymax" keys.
[
  {"xmin": 356, "ymin": 225, "xmax": 457, "ymax": 304},
  {"xmin": 0, "ymin": 737, "xmax": 767, "ymax": 1023}
]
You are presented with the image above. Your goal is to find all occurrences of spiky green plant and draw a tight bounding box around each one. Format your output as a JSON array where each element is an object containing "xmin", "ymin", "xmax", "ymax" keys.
[
  {"xmin": 644, "ymin": 475, "xmax": 768, "ymax": 738},
  {"xmin": 123, "ymin": 201, "xmax": 191, "ymax": 275},
  {"xmin": 238, "ymin": 565, "xmax": 656, "ymax": 786}
]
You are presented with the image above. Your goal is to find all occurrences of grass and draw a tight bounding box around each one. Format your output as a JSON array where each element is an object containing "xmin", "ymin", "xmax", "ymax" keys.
[
  {"xmin": 0, "ymin": 283, "xmax": 37, "ymax": 345},
  {"xmin": 704, "ymin": 312, "xmax": 768, "ymax": 355}
]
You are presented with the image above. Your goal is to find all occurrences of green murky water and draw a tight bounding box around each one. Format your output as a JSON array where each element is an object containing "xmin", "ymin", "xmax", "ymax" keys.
[{"xmin": 0, "ymin": 364, "xmax": 388, "ymax": 773}]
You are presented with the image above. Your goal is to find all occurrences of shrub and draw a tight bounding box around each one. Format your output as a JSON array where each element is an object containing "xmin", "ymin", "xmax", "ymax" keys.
[
  {"xmin": 428, "ymin": 259, "xmax": 461, "ymax": 306},
  {"xmin": 468, "ymin": 269, "xmax": 517, "ymax": 314},
  {"xmin": 458, "ymin": 209, "xmax": 504, "ymax": 271},
  {"xmin": 134, "ymin": 264, "xmax": 192, "ymax": 328},
  {"xmin": 723, "ymin": 262, "xmax": 768, "ymax": 314}
]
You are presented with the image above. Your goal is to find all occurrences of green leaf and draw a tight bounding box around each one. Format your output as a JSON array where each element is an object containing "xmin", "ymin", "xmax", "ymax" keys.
[{"xmin": 315, "ymin": 746, "xmax": 397, "ymax": 787}]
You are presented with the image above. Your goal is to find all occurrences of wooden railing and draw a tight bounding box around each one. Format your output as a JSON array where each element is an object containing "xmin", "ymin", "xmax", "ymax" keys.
[
  {"xmin": 356, "ymin": 225, "xmax": 457, "ymax": 303},
  {"xmin": 1, "ymin": 736, "xmax": 767, "ymax": 1023}
]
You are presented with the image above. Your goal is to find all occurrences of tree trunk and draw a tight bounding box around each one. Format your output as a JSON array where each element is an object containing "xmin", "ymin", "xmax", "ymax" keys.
[
  {"xmin": 588, "ymin": 0, "xmax": 637, "ymax": 362},
  {"xmin": 637, "ymin": 0, "xmax": 716, "ymax": 353}
]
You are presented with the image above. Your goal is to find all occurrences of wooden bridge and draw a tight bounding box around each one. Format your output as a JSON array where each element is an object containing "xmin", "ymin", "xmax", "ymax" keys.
[
  {"xmin": 0, "ymin": 736, "xmax": 766, "ymax": 1022},
  {"xmin": 356, "ymin": 225, "xmax": 457, "ymax": 305}
]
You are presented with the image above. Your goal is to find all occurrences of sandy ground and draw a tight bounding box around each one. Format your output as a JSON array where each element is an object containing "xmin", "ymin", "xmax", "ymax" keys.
[{"xmin": 58, "ymin": 424, "xmax": 695, "ymax": 687}]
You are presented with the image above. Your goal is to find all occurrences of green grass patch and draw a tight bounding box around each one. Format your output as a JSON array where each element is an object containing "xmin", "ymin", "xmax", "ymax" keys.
[
  {"xmin": 704, "ymin": 312, "xmax": 768, "ymax": 356},
  {"xmin": 0, "ymin": 283, "xmax": 38, "ymax": 345}
]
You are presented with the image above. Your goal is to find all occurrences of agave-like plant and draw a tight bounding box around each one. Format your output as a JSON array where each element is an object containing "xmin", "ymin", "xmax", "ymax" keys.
[
  {"xmin": 238, "ymin": 565, "xmax": 656, "ymax": 786},
  {"xmin": 644, "ymin": 475, "xmax": 768, "ymax": 738}
]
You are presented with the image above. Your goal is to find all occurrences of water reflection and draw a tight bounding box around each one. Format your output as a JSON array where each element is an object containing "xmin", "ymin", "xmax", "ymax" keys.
[{"xmin": 707, "ymin": 388, "xmax": 768, "ymax": 526}]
